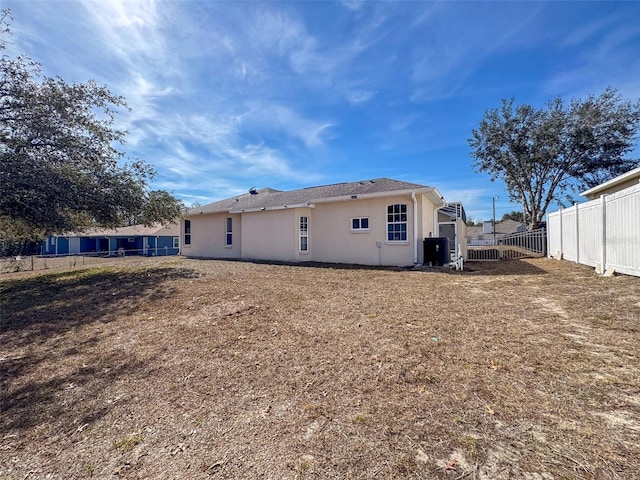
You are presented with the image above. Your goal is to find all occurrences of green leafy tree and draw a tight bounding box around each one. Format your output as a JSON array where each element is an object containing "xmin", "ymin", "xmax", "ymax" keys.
[
  {"xmin": 469, "ymin": 88, "xmax": 640, "ymax": 226},
  {"xmin": 500, "ymin": 211, "xmax": 525, "ymax": 223},
  {"xmin": 0, "ymin": 10, "xmax": 184, "ymax": 246}
]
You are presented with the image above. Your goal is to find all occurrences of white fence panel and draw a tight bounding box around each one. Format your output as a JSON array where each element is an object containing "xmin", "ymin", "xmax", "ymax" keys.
[
  {"xmin": 560, "ymin": 205, "xmax": 577, "ymax": 262},
  {"xmin": 577, "ymin": 199, "xmax": 602, "ymax": 268},
  {"xmin": 604, "ymin": 185, "xmax": 640, "ymax": 277},
  {"xmin": 547, "ymin": 211, "xmax": 561, "ymax": 257},
  {"xmin": 547, "ymin": 183, "xmax": 640, "ymax": 277}
]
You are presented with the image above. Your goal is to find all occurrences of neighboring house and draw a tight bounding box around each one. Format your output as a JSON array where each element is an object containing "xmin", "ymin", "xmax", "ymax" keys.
[
  {"xmin": 182, "ymin": 178, "xmax": 467, "ymax": 267},
  {"xmin": 466, "ymin": 219, "xmax": 527, "ymax": 245},
  {"xmin": 580, "ymin": 167, "xmax": 640, "ymax": 200},
  {"xmin": 43, "ymin": 223, "xmax": 180, "ymax": 256}
]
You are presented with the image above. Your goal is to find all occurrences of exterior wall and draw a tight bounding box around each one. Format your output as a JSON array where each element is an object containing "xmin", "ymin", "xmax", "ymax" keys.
[
  {"xmin": 147, "ymin": 236, "xmax": 180, "ymax": 256},
  {"xmin": 584, "ymin": 178, "xmax": 640, "ymax": 200},
  {"xmin": 57, "ymin": 237, "xmax": 69, "ymax": 255},
  {"xmin": 184, "ymin": 192, "xmax": 440, "ymax": 266},
  {"xmin": 241, "ymin": 209, "xmax": 297, "ymax": 262},
  {"xmin": 80, "ymin": 237, "xmax": 98, "ymax": 253},
  {"xmin": 154, "ymin": 236, "xmax": 180, "ymax": 256},
  {"xmin": 310, "ymin": 194, "xmax": 417, "ymax": 266},
  {"xmin": 183, "ymin": 213, "xmax": 242, "ymax": 258},
  {"xmin": 419, "ymin": 196, "xmax": 438, "ymax": 264}
]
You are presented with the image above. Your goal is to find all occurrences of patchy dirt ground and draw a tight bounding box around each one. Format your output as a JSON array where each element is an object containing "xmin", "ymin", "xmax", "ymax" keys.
[{"xmin": 1, "ymin": 257, "xmax": 639, "ymax": 479}]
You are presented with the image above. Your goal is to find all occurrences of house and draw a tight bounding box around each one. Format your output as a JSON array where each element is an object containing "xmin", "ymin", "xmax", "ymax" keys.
[
  {"xmin": 43, "ymin": 223, "xmax": 181, "ymax": 256},
  {"xmin": 580, "ymin": 167, "xmax": 640, "ymax": 200},
  {"xmin": 466, "ymin": 219, "xmax": 527, "ymax": 245},
  {"xmin": 182, "ymin": 178, "xmax": 467, "ymax": 267}
]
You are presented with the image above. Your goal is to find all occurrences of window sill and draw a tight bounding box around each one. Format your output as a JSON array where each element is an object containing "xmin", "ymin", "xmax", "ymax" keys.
[
  {"xmin": 350, "ymin": 230, "xmax": 370, "ymax": 234},
  {"xmin": 385, "ymin": 241, "xmax": 409, "ymax": 246},
  {"xmin": 225, "ymin": 245, "xmax": 233, "ymax": 249}
]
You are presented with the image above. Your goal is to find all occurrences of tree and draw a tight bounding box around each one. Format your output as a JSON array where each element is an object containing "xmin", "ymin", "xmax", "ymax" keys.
[
  {"xmin": 465, "ymin": 217, "xmax": 483, "ymax": 226},
  {"xmin": 469, "ymin": 88, "xmax": 640, "ymax": 227},
  {"xmin": 500, "ymin": 210, "xmax": 525, "ymax": 223},
  {"xmin": 0, "ymin": 10, "xmax": 184, "ymax": 245}
]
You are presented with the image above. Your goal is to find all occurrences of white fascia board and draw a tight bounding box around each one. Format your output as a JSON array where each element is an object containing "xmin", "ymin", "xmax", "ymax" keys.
[
  {"xmin": 310, "ymin": 187, "xmax": 444, "ymax": 205},
  {"xmin": 228, "ymin": 202, "xmax": 315, "ymax": 214},
  {"xmin": 580, "ymin": 167, "xmax": 640, "ymax": 197}
]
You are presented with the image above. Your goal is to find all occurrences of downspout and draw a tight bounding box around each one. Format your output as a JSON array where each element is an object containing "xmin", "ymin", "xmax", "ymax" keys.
[{"xmin": 412, "ymin": 192, "xmax": 418, "ymax": 264}]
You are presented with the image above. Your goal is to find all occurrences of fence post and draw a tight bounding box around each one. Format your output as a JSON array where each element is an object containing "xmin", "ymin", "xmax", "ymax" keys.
[
  {"xmin": 558, "ymin": 208, "xmax": 563, "ymax": 259},
  {"xmin": 574, "ymin": 203, "xmax": 580, "ymax": 264},
  {"xmin": 601, "ymin": 194, "xmax": 607, "ymax": 274}
]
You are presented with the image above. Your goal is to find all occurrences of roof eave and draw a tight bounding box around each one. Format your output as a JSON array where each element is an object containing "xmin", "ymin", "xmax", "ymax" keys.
[
  {"xmin": 580, "ymin": 167, "xmax": 640, "ymax": 197},
  {"xmin": 186, "ymin": 186, "xmax": 446, "ymax": 216},
  {"xmin": 311, "ymin": 187, "xmax": 444, "ymax": 205}
]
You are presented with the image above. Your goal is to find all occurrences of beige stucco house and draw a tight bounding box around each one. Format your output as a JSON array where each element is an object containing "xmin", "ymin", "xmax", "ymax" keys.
[
  {"xmin": 182, "ymin": 178, "xmax": 466, "ymax": 267},
  {"xmin": 580, "ymin": 167, "xmax": 640, "ymax": 200}
]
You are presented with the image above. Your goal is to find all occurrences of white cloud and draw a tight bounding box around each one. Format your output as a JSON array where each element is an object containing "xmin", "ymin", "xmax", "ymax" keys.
[{"xmin": 345, "ymin": 90, "xmax": 376, "ymax": 105}]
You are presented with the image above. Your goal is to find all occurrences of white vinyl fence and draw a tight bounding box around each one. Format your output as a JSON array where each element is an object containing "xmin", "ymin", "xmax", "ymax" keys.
[{"xmin": 547, "ymin": 184, "xmax": 640, "ymax": 277}]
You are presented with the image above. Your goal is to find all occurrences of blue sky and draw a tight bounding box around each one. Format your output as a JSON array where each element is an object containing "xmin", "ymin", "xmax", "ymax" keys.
[{"xmin": 5, "ymin": 1, "xmax": 640, "ymax": 221}]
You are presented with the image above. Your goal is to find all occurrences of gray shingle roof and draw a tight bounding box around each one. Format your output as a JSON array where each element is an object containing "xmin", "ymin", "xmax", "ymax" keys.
[{"xmin": 190, "ymin": 178, "xmax": 436, "ymax": 215}]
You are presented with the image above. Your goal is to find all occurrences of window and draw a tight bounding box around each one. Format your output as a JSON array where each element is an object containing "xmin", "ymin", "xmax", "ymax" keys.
[
  {"xmin": 226, "ymin": 217, "xmax": 233, "ymax": 246},
  {"xmin": 50, "ymin": 237, "xmax": 55, "ymax": 246},
  {"xmin": 351, "ymin": 217, "xmax": 369, "ymax": 231},
  {"xmin": 184, "ymin": 220, "xmax": 191, "ymax": 246},
  {"xmin": 299, "ymin": 216, "xmax": 308, "ymax": 252},
  {"xmin": 387, "ymin": 204, "xmax": 407, "ymax": 241},
  {"xmin": 173, "ymin": 237, "xmax": 179, "ymax": 249}
]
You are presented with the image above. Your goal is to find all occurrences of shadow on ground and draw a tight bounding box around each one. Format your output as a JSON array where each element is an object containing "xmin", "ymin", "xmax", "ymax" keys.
[
  {"xmin": 1, "ymin": 266, "xmax": 197, "ymax": 345},
  {"xmin": 461, "ymin": 259, "xmax": 549, "ymax": 276},
  {"xmin": 190, "ymin": 256, "xmax": 549, "ymax": 275},
  {"xmin": 0, "ymin": 266, "xmax": 197, "ymax": 435}
]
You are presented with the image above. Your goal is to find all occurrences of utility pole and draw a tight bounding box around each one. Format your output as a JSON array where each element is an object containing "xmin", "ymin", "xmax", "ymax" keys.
[{"xmin": 492, "ymin": 196, "xmax": 497, "ymax": 246}]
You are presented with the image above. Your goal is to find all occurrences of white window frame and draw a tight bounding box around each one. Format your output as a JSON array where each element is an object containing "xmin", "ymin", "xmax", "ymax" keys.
[
  {"xmin": 299, "ymin": 216, "xmax": 309, "ymax": 253},
  {"xmin": 386, "ymin": 204, "xmax": 408, "ymax": 242},
  {"xmin": 351, "ymin": 217, "xmax": 370, "ymax": 232},
  {"xmin": 225, "ymin": 217, "xmax": 233, "ymax": 247},
  {"xmin": 172, "ymin": 237, "xmax": 179, "ymax": 249}
]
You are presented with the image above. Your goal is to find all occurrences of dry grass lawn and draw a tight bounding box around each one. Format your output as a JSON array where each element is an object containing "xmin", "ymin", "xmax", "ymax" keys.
[{"xmin": 1, "ymin": 257, "xmax": 639, "ymax": 479}]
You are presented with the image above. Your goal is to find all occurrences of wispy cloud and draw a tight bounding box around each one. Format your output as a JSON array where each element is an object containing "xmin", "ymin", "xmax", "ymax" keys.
[
  {"xmin": 5, "ymin": 0, "xmax": 639, "ymax": 215},
  {"xmin": 544, "ymin": 24, "xmax": 640, "ymax": 98}
]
